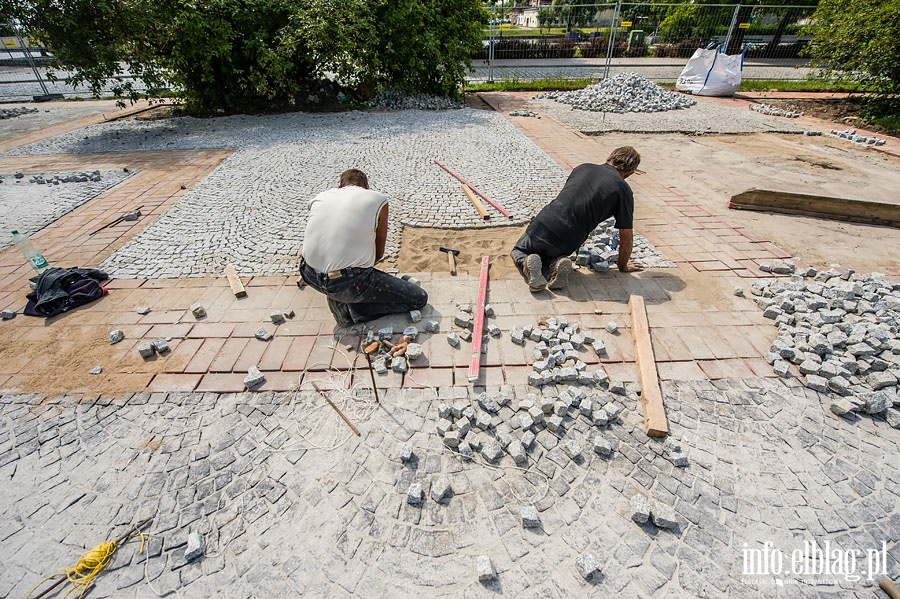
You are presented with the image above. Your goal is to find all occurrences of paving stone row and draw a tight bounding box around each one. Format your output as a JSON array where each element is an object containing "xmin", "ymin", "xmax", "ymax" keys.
[
  {"xmin": 0, "ymin": 169, "xmax": 133, "ymax": 249},
  {"xmin": 1, "ymin": 376, "xmax": 897, "ymax": 597},
  {"xmin": 4, "ymin": 108, "xmax": 674, "ymax": 280}
]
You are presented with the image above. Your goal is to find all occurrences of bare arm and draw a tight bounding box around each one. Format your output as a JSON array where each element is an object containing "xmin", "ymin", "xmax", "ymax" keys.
[
  {"xmin": 617, "ymin": 228, "xmax": 643, "ymax": 272},
  {"xmin": 375, "ymin": 204, "xmax": 388, "ymax": 262}
]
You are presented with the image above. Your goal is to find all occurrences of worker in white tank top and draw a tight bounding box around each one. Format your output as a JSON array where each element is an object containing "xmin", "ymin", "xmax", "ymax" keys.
[{"xmin": 299, "ymin": 169, "xmax": 428, "ymax": 328}]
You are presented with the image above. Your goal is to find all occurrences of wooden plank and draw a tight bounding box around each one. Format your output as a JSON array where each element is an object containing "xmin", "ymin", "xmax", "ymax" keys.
[
  {"xmin": 468, "ymin": 256, "xmax": 490, "ymax": 383},
  {"xmin": 729, "ymin": 188, "xmax": 900, "ymax": 228},
  {"xmin": 462, "ymin": 185, "xmax": 490, "ymax": 220},
  {"xmin": 434, "ymin": 160, "xmax": 513, "ymax": 218},
  {"xmin": 224, "ymin": 263, "xmax": 247, "ymax": 298},
  {"xmin": 629, "ymin": 294, "xmax": 669, "ymax": 438}
]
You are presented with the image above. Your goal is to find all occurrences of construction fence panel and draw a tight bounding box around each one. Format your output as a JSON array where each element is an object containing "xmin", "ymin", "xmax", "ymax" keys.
[
  {"xmin": 474, "ymin": 2, "xmax": 817, "ymax": 81},
  {"xmin": 1, "ymin": 21, "xmax": 151, "ymax": 102}
]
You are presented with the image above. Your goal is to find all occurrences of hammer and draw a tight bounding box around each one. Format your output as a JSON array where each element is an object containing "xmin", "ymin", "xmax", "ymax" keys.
[{"xmin": 439, "ymin": 247, "xmax": 459, "ymax": 276}]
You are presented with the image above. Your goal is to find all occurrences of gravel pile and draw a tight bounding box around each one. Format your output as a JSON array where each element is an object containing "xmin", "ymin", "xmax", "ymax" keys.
[
  {"xmin": 575, "ymin": 218, "xmax": 674, "ymax": 271},
  {"xmin": 366, "ymin": 88, "xmax": 464, "ymax": 111},
  {"xmin": 0, "ymin": 107, "xmax": 39, "ymax": 120},
  {"xmin": 533, "ymin": 72, "xmax": 696, "ymax": 113},
  {"xmin": 749, "ymin": 265, "xmax": 900, "ymax": 427},
  {"xmin": 749, "ymin": 103, "xmax": 802, "ymax": 118}
]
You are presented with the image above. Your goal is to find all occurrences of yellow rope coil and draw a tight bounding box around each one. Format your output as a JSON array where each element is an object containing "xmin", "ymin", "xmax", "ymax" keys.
[
  {"xmin": 63, "ymin": 541, "xmax": 118, "ymax": 597},
  {"xmin": 25, "ymin": 536, "xmax": 143, "ymax": 599}
]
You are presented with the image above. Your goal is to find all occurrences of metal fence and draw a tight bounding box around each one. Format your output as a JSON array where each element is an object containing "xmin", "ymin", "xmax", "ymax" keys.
[
  {"xmin": 1, "ymin": 21, "xmax": 148, "ymax": 103},
  {"xmin": 475, "ymin": 2, "xmax": 817, "ymax": 82}
]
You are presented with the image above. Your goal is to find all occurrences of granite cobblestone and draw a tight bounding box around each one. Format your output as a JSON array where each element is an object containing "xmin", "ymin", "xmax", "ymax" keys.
[{"xmin": 0, "ymin": 376, "xmax": 897, "ymax": 596}]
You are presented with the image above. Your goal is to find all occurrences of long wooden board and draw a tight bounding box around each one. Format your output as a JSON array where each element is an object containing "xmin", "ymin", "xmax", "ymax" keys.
[
  {"xmin": 462, "ymin": 185, "xmax": 490, "ymax": 220},
  {"xmin": 434, "ymin": 160, "xmax": 512, "ymax": 218},
  {"xmin": 729, "ymin": 188, "xmax": 900, "ymax": 229},
  {"xmin": 224, "ymin": 263, "xmax": 247, "ymax": 298},
  {"xmin": 628, "ymin": 294, "xmax": 668, "ymax": 438}
]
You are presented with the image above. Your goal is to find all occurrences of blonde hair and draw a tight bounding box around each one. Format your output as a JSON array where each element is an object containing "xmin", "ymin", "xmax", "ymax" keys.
[
  {"xmin": 606, "ymin": 146, "xmax": 641, "ymax": 175},
  {"xmin": 339, "ymin": 168, "xmax": 368, "ymax": 188}
]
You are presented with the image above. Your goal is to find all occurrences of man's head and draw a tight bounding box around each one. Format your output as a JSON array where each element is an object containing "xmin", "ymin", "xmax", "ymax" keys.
[
  {"xmin": 605, "ymin": 146, "xmax": 641, "ymax": 178},
  {"xmin": 339, "ymin": 169, "xmax": 369, "ymax": 189}
]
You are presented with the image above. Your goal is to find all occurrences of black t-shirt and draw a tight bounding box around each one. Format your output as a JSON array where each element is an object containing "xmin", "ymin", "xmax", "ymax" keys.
[{"xmin": 524, "ymin": 163, "xmax": 634, "ymax": 256}]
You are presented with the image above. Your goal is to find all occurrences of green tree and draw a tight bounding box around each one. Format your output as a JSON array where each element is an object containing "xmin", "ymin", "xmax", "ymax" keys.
[
  {"xmin": 551, "ymin": 0, "xmax": 597, "ymax": 33},
  {"xmin": 648, "ymin": 0, "xmax": 816, "ymax": 52},
  {"xmin": 804, "ymin": 0, "xmax": 900, "ymax": 117},
  {"xmin": 8, "ymin": 0, "xmax": 484, "ymax": 115}
]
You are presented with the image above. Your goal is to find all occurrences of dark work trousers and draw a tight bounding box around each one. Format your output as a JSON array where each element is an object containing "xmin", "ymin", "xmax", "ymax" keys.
[
  {"xmin": 300, "ymin": 261, "xmax": 427, "ymax": 324},
  {"xmin": 510, "ymin": 233, "xmax": 567, "ymax": 277}
]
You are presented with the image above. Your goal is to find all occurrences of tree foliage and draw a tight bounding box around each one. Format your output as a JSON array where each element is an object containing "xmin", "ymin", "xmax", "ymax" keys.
[
  {"xmin": 6, "ymin": 0, "xmax": 484, "ymax": 115},
  {"xmin": 804, "ymin": 0, "xmax": 900, "ymax": 117},
  {"xmin": 648, "ymin": 0, "xmax": 816, "ymax": 53}
]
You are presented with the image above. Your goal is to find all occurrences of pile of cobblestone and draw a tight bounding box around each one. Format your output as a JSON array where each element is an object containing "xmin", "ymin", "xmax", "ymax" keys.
[
  {"xmin": 828, "ymin": 128, "xmax": 887, "ymax": 147},
  {"xmin": 429, "ymin": 383, "xmax": 624, "ymax": 469},
  {"xmin": 749, "ymin": 103, "xmax": 802, "ymax": 118},
  {"xmin": 749, "ymin": 264, "xmax": 900, "ymax": 426},
  {"xmin": 512, "ymin": 316, "xmax": 617, "ymax": 389},
  {"xmin": 366, "ymin": 88, "xmax": 464, "ymax": 111},
  {"xmin": 533, "ymin": 72, "xmax": 696, "ymax": 113},
  {"xmin": 576, "ymin": 219, "xmax": 674, "ymax": 271},
  {"xmin": 0, "ymin": 107, "xmax": 38, "ymax": 120}
]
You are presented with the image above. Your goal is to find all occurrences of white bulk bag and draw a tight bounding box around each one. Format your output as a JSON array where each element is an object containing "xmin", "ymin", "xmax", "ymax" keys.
[{"xmin": 676, "ymin": 45, "xmax": 744, "ymax": 97}]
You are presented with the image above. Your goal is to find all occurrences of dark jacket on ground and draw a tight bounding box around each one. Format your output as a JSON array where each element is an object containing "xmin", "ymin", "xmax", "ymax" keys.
[{"xmin": 24, "ymin": 267, "xmax": 108, "ymax": 317}]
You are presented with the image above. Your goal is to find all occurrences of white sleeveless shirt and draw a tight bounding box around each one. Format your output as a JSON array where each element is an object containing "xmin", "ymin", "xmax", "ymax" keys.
[{"xmin": 301, "ymin": 185, "xmax": 388, "ymax": 273}]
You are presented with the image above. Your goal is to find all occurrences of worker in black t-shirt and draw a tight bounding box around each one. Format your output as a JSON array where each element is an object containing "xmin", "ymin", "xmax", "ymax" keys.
[{"xmin": 510, "ymin": 146, "xmax": 644, "ymax": 292}]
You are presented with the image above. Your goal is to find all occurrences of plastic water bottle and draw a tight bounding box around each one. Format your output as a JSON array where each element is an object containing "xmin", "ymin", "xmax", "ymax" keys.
[{"xmin": 11, "ymin": 230, "xmax": 49, "ymax": 274}]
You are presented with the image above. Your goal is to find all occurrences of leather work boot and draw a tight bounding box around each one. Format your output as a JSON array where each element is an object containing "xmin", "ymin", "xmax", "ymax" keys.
[
  {"xmin": 548, "ymin": 257, "xmax": 573, "ymax": 290},
  {"xmin": 525, "ymin": 254, "xmax": 547, "ymax": 291}
]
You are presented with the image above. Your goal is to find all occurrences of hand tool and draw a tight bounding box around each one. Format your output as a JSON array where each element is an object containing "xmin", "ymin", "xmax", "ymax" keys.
[
  {"xmin": 362, "ymin": 341, "xmax": 382, "ymax": 403},
  {"xmin": 88, "ymin": 206, "xmax": 144, "ymax": 236},
  {"xmin": 439, "ymin": 246, "xmax": 459, "ymax": 275}
]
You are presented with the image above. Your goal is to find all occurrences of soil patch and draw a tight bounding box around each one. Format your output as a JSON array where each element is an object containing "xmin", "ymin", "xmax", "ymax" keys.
[
  {"xmin": 762, "ymin": 97, "xmax": 899, "ymax": 138},
  {"xmin": 463, "ymin": 92, "xmax": 494, "ymax": 111},
  {"xmin": 398, "ymin": 225, "xmax": 526, "ymax": 277}
]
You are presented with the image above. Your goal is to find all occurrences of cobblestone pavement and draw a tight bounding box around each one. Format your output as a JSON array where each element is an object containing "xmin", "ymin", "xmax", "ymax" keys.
[
  {"xmin": 0, "ymin": 170, "xmax": 133, "ymax": 247},
  {"xmin": 3, "ymin": 108, "xmax": 680, "ymax": 279},
  {"xmin": 0, "ymin": 376, "xmax": 896, "ymax": 598}
]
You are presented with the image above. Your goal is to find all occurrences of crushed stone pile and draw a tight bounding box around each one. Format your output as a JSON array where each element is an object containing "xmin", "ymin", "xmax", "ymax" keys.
[
  {"xmin": 533, "ymin": 72, "xmax": 696, "ymax": 113},
  {"xmin": 749, "ymin": 264, "xmax": 900, "ymax": 427},
  {"xmin": 0, "ymin": 107, "xmax": 39, "ymax": 120},
  {"xmin": 366, "ymin": 88, "xmax": 464, "ymax": 111}
]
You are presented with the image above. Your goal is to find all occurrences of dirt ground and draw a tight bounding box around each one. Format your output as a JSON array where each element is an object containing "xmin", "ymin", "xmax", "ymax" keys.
[
  {"xmin": 397, "ymin": 225, "xmax": 525, "ymax": 277},
  {"xmin": 761, "ymin": 97, "xmax": 898, "ymax": 138},
  {"xmin": 594, "ymin": 130, "xmax": 900, "ymax": 272}
]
